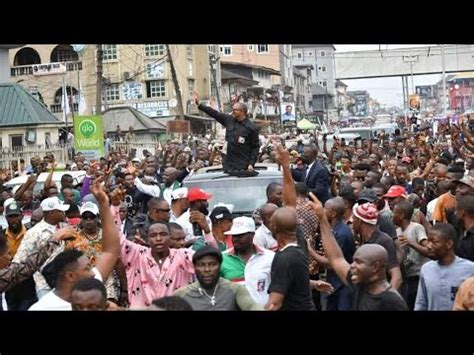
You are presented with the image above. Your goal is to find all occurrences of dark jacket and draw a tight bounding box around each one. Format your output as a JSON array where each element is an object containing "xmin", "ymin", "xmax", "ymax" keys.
[
  {"xmin": 122, "ymin": 218, "xmax": 135, "ymax": 240},
  {"xmin": 198, "ymin": 104, "xmax": 260, "ymax": 172},
  {"xmin": 292, "ymin": 160, "xmax": 330, "ymax": 203}
]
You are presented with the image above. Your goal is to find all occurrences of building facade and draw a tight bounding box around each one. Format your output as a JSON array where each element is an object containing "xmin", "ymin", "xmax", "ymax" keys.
[{"xmin": 9, "ymin": 44, "xmax": 212, "ymax": 121}]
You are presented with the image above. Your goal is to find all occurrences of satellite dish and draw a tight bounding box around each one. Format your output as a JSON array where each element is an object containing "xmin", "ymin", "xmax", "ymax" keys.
[{"xmin": 169, "ymin": 98, "xmax": 177, "ymax": 108}]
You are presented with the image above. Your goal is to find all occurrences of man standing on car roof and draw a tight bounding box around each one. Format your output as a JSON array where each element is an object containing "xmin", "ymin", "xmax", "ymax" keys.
[{"xmin": 192, "ymin": 91, "xmax": 260, "ymax": 175}]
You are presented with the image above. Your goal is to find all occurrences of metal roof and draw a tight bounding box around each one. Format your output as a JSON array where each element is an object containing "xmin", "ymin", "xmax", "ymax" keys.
[
  {"xmin": 0, "ymin": 83, "xmax": 63, "ymax": 128},
  {"xmin": 102, "ymin": 106, "xmax": 166, "ymax": 133}
]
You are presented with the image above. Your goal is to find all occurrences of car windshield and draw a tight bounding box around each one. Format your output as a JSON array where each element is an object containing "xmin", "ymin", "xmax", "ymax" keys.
[{"xmin": 183, "ymin": 177, "xmax": 282, "ymax": 214}]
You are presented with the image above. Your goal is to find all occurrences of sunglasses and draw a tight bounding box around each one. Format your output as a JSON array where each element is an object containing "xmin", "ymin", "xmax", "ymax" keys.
[{"xmin": 154, "ymin": 208, "xmax": 171, "ymax": 213}]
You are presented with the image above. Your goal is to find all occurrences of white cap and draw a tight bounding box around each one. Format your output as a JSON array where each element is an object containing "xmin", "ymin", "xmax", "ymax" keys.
[
  {"xmin": 184, "ymin": 147, "xmax": 191, "ymax": 152},
  {"xmin": 224, "ymin": 216, "xmax": 255, "ymax": 235},
  {"xmin": 40, "ymin": 197, "xmax": 70, "ymax": 212},
  {"xmin": 3, "ymin": 197, "xmax": 15, "ymax": 216},
  {"xmin": 171, "ymin": 187, "xmax": 188, "ymax": 200},
  {"xmin": 80, "ymin": 201, "xmax": 99, "ymax": 216},
  {"xmin": 132, "ymin": 158, "xmax": 141, "ymax": 163}
]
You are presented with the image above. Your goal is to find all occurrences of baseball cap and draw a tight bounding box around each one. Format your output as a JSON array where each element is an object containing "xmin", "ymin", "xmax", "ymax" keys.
[
  {"xmin": 357, "ymin": 189, "xmax": 378, "ymax": 204},
  {"xmin": 192, "ymin": 245, "xmax": 223, "ymax": 265},
  {"xmin": 209, "ymin": 206, "xmax": 233, "ymax": 224},
  {"xmin": 184, "ymin": 147, "xmax": 191, "ymax": 152},
  {"xmin": 80, "ymin": 201, "xmax": 99, "ymax": 216},
  {"xmin": 455, "ymin": 176, "xmax": 474, "ymax": 189},
  {"xmin": 352, "ymin": 203, "xmax": 378, "ymax": 225},
  {"xmin": 171, "ymin": 187, "xmax": 188, "ymax": 201},
  {"xmin": 401, "ymin": 156, "xmax": 413, "ymax": 164},
  {"xmin": 5, "ymin": 202, "xmax": 22, "ymax": 217},
  {"xmin": 224, "ymin": 216, "xmax": 255, "ymax": 235},
  {"xmin": 132, "ymin": 158, "xmax": 141, "ymax": 163},
  {"xmin": 40, "ymin": 197, "xmax": 70, "ymax": 212},
  {"xmin": 383, "ymin": 185, "xmax": 407, "ymax": 199},
  {"xmin": 187, "ymin": 187, "xmax": 212, "ymax": 202}
]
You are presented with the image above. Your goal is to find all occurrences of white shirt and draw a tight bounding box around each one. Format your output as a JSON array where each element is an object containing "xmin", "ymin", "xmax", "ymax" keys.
[
  {"xmin": 253, "ymin": 224, "xmax": 278, "ymax": 251},
  {"xmin": 29, "ymin": 268, "xmax": 103, "ymax": 311},
  {"xmin": 134, "ymin": 177, "xmax": 161, "ymax": 198},
  {"xmin": 176, "ymin": 210, "xmax": 212, "ymax": 242},
  {"xmin": 245, "ymin": 247, "xmax": 274, "ymax": 305},
  {"xmin": 426, "ymin": 198, "xmax": 438, "ymax": 223}
]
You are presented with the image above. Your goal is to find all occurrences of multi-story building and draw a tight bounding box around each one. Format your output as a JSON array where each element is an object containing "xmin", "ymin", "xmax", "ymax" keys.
[
  {"xmin": 9, "ymin": 44, "xmax": 211, "ymax": 122},
  {"xmin": 291, "ymin": 45, "xmax": 337, "ymax": 110}
]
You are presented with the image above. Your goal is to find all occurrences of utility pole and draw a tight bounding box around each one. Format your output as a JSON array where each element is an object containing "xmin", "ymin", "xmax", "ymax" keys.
[
  {"xmin": 441, "ymin": 44, "xmax": 447, "ymax": 117},
  {"xmin": 96, "ymin": 44, "xmax": 103, "ymax": 115},
  {"xmin": 209, "ymin": 53, "xmax": 221, "ymax": 111},
  {"xmin": 166, "ymin": 44, "xmax": 185, "ymax": 120}
]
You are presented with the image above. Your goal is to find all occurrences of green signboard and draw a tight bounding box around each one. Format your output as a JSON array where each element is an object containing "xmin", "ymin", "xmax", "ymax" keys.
[{"xmin": 73, "ymin": 115, "xmax": 105, "ymax": 160}]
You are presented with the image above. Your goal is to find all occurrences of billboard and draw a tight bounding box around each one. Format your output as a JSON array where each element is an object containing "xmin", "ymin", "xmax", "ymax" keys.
[
  {"xmin": 416, "ymin": 85, "xmax": 433, "ymax": 97},
  {"xmin": 281, "ymin": 102, "xmax": 296, "ymax": 125},
  {"xmin": 74, "ymin": 115, "xmax": 105, "ymax": 160},
  {"xmin": 167, "ymin": 120, "xmax": 190, "ymax": 134}
]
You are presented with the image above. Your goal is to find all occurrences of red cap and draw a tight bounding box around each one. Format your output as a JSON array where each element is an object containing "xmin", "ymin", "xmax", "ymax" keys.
[
  {"xmin": 187, "ymin": 187, "xmax": 212, "ymax": 202},
  {"xmin": 401, "ymin": 156, "xmax": 413, "ymax": 164},
  {"xmin": 383, "ymin": 185, "xmax": 407, "ymax": 198}
]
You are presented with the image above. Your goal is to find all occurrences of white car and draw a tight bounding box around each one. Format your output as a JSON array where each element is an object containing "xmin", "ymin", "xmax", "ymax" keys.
[{"xmin": 3, "ymin": 171, "xmax": 86, "ymax": 195}]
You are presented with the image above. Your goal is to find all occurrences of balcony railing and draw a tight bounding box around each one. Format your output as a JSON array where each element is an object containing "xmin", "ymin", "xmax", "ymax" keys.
[
  {"xmin": 11, "ymin": 61, "xmax": 82, "ymax": 77},
  {"xmin": 50, "ymin": 103, "xmax": 78, "ymax": 113}
]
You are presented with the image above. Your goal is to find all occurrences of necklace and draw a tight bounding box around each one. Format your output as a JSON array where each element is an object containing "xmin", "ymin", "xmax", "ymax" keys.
[{"xmin": 199, "ymin": 283, "xmax": 219, "ymax": 306}]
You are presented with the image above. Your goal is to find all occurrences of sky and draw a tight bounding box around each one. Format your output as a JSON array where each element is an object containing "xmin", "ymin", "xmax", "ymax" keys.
[{"xmin": 333, "ymin": 45, "xmax": 443, "ymax": 107}]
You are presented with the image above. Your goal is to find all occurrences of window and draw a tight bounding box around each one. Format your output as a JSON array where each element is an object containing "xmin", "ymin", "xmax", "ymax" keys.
[
  {"xmin": 50, "ymin": 45, "xmax": 78, "ymax": 63},
  {"xmin": 102, "ymin": 45, "xmax": 117, "ymax": 60},
  {"xmin": 186, "ymin": 45, "xmax": 193, "ymax": 58},
  {"xmin": 188, "ymin": 59, "xmax": 193, "ymax": 76},
  {"xmin": 248, "ymin": 45, "xmax": 254, "ymax": 52},
  {"xmin": 297, "ymin": 52, "xmax": 302, "ymax": 59},
  {"xmin": 257, "ymin": 44, "xmax": 269, "ymax": 53},
  {"xmin": 208, "ymin": 45, "xmax": 216, "ymax": 54},
  {"xmin": 103, "ymin": 83, "xmax": 120, "ymax": 102},
  {"xmin": 219, "ymin": 45, "xmax": 232, "ymax": 56},
  {"xmin": 318, "ymin": 65, "xmax": 327, "ymax": 73},
  {"xmin": 320, "ymin": 50, "xmax": 326, "ymax": 57},
  {"xmin": 188, "ymin": 79, "xmax": 195, "ymax": 96},
  {"xmin": 144, "ymin": 44, "xmax": 165, "ymax": 57},
  {"xmin": 10, "ymin": 135, "xmax": 23, "ymax": 149},
  {"xmin": 146, "ymin": 80, "xmax": 166, "ymax": 98},
  {"xmin": 318, "ymin": 80, "xmax": 328, "ymax": 88}
]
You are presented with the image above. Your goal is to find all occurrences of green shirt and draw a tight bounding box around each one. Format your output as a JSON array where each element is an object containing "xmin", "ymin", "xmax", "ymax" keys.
[
  {"xmin": 220, "ymin": 253, "xmax": 246, "ymax": 282},
  {"xmin": 192, "ymin": 236, "xmax": 231, "ymax": 252}
]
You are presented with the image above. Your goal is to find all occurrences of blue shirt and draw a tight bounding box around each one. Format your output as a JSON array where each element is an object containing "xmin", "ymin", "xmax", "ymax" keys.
[
  {"xmin": 327, "ymin": 220, "xmax": 355, "ymax": 290},
  {"xmin": 415, "ymin": 256, "xmax": 474, "ymax": 310}
]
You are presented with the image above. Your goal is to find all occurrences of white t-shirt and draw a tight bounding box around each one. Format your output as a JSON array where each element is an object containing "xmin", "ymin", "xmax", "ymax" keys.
[
  {"xmin": 29, "ymin": 268, "xmax": 103, "ymax": 311},
  {"xmin": 253, "ymin": 224, "xmax": 278, "ymax": 251}
]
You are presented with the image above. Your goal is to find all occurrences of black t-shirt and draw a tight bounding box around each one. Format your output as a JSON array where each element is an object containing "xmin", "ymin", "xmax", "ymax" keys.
[
  {"xmin": 268, "ymin": 245, "xmax": 316, "ymax": 311},
  {"xmin": 365, "ymin": 227, "xmax": 399, "ymax": 270},
  {"xmin": 346, "ymin": 272, "xmax": 408, "ymax": 311}
]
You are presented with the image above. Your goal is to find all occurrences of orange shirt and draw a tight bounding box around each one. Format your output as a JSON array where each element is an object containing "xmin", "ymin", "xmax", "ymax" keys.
[
  {"xmin": 432, "ymin": 192, "xmax": 456, "ymax": 223},
  {"xmin": 5, "ymin": 225, "xmax": 27, "ymax": 258},
  {"xmin": 453, "ymin": 277, "xmax": 474, "ymax": 310}
]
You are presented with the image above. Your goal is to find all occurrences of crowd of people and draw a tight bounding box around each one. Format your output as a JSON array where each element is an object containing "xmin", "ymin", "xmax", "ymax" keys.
[{"xmin": 1, "ymin": 95, "xmax": 474, "ymax": 311}]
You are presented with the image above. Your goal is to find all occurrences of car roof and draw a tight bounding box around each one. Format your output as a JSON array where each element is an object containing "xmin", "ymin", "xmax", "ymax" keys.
[
  {"xmin": 4, "ymin": 171, "xmax": 86, "ymax": 186},
  {"xmin": 183, "ymin": 164, "xmax": 282, "ymax": 183}
]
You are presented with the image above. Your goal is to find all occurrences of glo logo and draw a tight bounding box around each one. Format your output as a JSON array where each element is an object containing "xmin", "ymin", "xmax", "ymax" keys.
[{"xmin": 79, "ymin": 120, "xmax": 97, "ymax": 138}]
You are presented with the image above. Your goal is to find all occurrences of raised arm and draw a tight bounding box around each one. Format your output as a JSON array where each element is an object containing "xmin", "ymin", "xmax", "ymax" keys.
[
  {"xmin": 90, "ymin": 177, "xmax": 120, "ymax": 281},
  {"xmin": 274, "ymin": 144, "xmax": 297, "ymax": 209},
  {"xmin": 193, "ymin": 91, "xmax": 230, "ymax": 127}
]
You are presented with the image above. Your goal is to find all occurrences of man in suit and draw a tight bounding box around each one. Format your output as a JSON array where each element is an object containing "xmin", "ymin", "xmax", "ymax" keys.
[{"xmin": 291, "ymin": 144, "xmax": 330, "ymax": 204}]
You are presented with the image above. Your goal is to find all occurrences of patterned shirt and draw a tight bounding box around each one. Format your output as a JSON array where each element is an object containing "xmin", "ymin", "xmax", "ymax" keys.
[
  {"xmin": 296, "ymin": 200, "xmax": 320, "ymax": 275},
  {"xmin": 120, "ymin": 233, "xmax": 195, "ymax": 308},
  {"xmin": 0, "ymin": 240, "xmax": 60, "ymax": 293},
  {"xmin": 12, "ymin": 220, "xmax": 64, "ymax": 294}
]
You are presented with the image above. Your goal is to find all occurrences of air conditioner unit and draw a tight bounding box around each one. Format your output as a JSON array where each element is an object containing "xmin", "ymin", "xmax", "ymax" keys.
[{"xmin": 123, "ymin": 72, "xmax": 131, "ymax": 81}]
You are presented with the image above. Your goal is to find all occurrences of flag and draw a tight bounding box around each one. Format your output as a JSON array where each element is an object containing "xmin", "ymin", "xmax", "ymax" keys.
[
  {"xmin": 61, "ymin": 78, "xmax": 70, "ymax": 122},
  {"xmin": 78, "ymin": 82, "xmax": 86, "ymax": 115}
]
